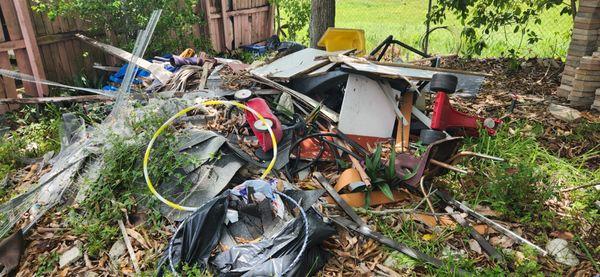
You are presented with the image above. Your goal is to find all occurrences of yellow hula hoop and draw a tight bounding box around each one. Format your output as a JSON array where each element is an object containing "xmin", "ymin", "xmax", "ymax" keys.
[{"xmin": 143, "ymin": 100, "xmax": 278, "ymax": 211}]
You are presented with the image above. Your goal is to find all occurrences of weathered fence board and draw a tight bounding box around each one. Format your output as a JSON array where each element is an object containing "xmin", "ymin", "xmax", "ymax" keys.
[
  {"xmin": 201, "ymin": 0, "xmax": 274, "ymax": 52},
  {"xmin": 0, "ymin": 0, "xmax": 274, "ymax": 114}
]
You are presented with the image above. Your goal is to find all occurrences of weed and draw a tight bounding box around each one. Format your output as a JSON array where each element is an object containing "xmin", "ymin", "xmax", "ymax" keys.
[
  {"xmin": 161, "ymin": 263, "xmax": 213, "ymax": 276},
  {"xmin": 456, "ymin": 120, "xmax": 598, "ymax": 226},
  {"xmin": 364, "ymin": 144, "xmax": 397, "ymax": 204},
  {"xmin": 35, "ymin": 252, "xmax": 59, "ymax": 276},
  {"xmin": 68, "ymin": 111, "xmax": 195, "ymax": 257},
  {"xmin": 0, "ymin": 116, "xmax": 60, "ymax": 181}
]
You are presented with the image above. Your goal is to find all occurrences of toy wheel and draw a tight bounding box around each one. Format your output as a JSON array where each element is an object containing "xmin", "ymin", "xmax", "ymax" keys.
[
  {"xmin": 430, "ymin": 74, "xmax": 458, "ymax": 94},
  {"xmin": 420, "ymin": 129, "xmax": 447, "ymax": 145}
]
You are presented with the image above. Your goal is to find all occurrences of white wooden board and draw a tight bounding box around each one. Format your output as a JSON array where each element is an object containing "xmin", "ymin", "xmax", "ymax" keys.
[
  {"xmin": 338, "ymin": 74, "xmax": 396, "ymax": 139},
  {"xmin": 251, "ymin": 48, "xmax": 330, "ymax": 79}
]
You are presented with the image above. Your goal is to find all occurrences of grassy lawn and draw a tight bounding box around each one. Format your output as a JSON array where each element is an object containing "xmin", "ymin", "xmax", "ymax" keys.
[{"xmin": 336, "ymin": 0, "xmax": 573, "ymax": 59}]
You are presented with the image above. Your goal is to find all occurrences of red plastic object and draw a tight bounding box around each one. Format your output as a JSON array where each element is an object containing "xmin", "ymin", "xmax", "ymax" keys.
[
  {"xmin": 430, "ymin": 92, "xmax": 502, "ymax": 135},
  {"xmin": 245, "ymin": 98, "xmax": 283, "ymax": 152},
  {"xmin": 299, "ymin": 136, "xmax": 335, "ymax": 161}
]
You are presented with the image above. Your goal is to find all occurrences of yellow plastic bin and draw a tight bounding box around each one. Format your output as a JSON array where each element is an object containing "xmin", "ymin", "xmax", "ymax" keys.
[{"xmin": 317, "ymin": 28, "xmax": 366, "ymax": 56}]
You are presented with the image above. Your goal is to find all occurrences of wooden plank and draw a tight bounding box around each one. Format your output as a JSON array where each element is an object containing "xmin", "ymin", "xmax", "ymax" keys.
[
  {"xmin": 251, "ymin": 48, "xmax": 350, "ymax": 80},
  {"xmin": 76, "ymin": 34, "xmax": 173, "ymax": 84},
  {"xmin": 307, "ymin": 62, "xmax": 337, "ymax": 77},
  {"xmin": 0, "ymin": 0, "xmax": 36, "ymax": 95},
  {"xmin": 338, "ymin": 74, "xmax": 396, "ymax": 139},
  {"xmin": 233, "ymin": 16, "xmax": 244, "ymax": 49},
  {"xmin": 0, "ymin": 32, "xmax": 78, "ymax": 52},
  {"xmin": 251, "ymin": 12, "xmax": 259, "ymax": 42},
  {"xmin": 375, "ymin": 61, "xmax": 491, "ymax": 77},
  {"xmin": 208, "ymin": 5, "xmax": 270, "ymax": 19},
  {"xmin": 48, "ymin": 17, "xmax": 73, "ymax": 82},
  {"xmin": 32, "ymin": 12, "xmax": 57, "ymax": 82},
  {"xmin": 397, "ymin": 91, "xmax": 413, "ymax": 152},
  {"xmin": 0, "ymin": 83, "xmax": 8, "ymax": 113},
  {"xmin": 220, "ymin": 0, "xmax": 233, "ymax": 50},
  {"xmin": 57, "ymin": 16, "xmax": 78, "ymax": 78},
  {"xmin": 0, "ymin": 52, "xmax": 19, "ymax": 110},
  {"xmin": 241, "ymin": 15, "xmax": 251, "ymax": 45},
  {"xmin": 0, "ymin": 94, "xmax": 112, "ymax": 104},
  {"xmin": 267, "ymin": 4, "xmax": 275, "ymax": 36}
]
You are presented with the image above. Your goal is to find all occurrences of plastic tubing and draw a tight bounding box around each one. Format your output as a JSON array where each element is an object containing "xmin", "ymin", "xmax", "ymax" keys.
[{"xmin": 143, "ymin": 100, "xmax": 278, "ymax": 211}]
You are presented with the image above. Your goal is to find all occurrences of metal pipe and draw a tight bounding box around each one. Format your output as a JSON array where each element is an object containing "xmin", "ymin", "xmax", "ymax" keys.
[
  {"xmin": 430, "ymin": 159, "xmax": 468, "ymax": 174},
  {"xmin": 436, "ymin": 190, "xmax": 548, "ymax": 256}
]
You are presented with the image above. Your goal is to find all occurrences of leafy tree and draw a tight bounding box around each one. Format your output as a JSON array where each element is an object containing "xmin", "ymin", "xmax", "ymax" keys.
[
  {"xmin": 430, "ymin": 0, "xmax": 575, "ymax": 56},
  {"xmin": 32, "ymin": 0, "xmax": 209, "ymax": 54},
  {"xmin": 271, "ymin": 0, "xmax": 311, "ymax": 44}
]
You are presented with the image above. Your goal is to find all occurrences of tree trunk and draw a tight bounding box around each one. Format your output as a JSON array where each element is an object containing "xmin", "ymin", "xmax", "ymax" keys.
[{"xmin": 309, "ymin": 0, "xmax": 335, "ymax": 48}]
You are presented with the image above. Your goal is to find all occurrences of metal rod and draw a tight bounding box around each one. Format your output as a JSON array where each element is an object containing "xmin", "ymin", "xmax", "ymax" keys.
[
  {"xmin": 430, "ymin": 159, "xmax": 468, "ymax": 174},
  {"xmin": 436, "ymin": 190, "xmax": 548, "ymax": 256}
]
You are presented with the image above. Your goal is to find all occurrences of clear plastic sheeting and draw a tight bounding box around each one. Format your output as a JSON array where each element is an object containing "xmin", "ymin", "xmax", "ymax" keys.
[{"xmin": 0, "ymin": 69, "xmax": 114, "ymax": 97}]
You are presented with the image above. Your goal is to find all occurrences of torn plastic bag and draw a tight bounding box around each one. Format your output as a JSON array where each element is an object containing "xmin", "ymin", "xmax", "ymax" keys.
[
  {"xmin": 157, "ymin": 189, "xmax": 333, "ymax": 276},
  {"xmin": 157, "ymin": 192, "xmax": 231, "ymax": 275},
  {"xmin": 211, "ymin": 209, "xmax": 334, "ymax": 277}
]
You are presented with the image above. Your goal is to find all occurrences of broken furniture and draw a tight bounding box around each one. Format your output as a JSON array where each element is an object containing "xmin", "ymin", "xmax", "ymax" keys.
[{"xmin": 395, "ymin": 137, "xmax": 463, "ymax": 188}]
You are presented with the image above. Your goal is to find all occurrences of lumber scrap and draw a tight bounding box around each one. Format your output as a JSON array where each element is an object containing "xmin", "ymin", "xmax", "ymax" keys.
[
  {"xmin": 251, "ymin": 48, "xmax": 351, "ymax": 80},
  {"xmin": 75, "ymin": 33, "xmax": 172, "ymax": 84},
  {"xmin": 0, "ymin": 95, "xmax": 112, "ymax": 104},
  {"xmin": 251, "ymin": 73, "xmax": 339, "ymax": 122}
]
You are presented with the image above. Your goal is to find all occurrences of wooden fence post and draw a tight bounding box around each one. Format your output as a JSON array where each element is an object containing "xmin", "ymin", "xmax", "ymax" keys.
[{"xmin": 14, "ymin": 0, "xmax": 48, "ymax": 97}]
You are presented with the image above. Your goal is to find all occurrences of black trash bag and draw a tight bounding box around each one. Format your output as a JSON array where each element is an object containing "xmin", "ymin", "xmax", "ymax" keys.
[
  {"xmin": 156, "ymin": 192, "xmax": 230, "ymax": 275},
  {"xmin": 211, "ymin": 209, "xmax": 335, "ymax": 277},
  {"xmin": 157, "ymin": 190, "xmax": 335, "ymax": 277}
]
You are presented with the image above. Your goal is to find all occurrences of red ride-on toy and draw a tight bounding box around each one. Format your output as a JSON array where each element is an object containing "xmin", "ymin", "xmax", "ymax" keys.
[{"xmin": 420, "ymin": 74, "xmax": 502, "ymax": 144}]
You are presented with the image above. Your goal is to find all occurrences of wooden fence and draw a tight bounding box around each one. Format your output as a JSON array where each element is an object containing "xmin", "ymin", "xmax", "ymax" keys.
[
  {"xmin": 198, "ymin": 0, "xmax": 275, "ymax": 52},
  {"xmin": 0, "ymin": 0, "xmax": 108, "ymax": 113},
  {"xmin": 0, "ymin": 0, "xmax": 275, "ymax": 113}
]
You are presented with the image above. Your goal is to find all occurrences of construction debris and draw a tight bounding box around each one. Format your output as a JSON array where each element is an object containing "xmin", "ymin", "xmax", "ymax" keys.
[{"xmin": 1, "ymin": 13, "xmax": 597, "ymax": 277}]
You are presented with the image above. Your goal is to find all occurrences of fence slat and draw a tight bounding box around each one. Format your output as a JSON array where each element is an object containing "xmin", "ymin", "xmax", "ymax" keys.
[{"xmin": 14, "ymin": 0, "xmax": 48, "ymax": 96}]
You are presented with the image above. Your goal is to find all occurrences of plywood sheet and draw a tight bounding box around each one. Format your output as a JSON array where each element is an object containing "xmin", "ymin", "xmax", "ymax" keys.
[
  {"xmin": 251, "ymin": 48, "xmax": 349, "ymax": 80},
  {"xmin": 343, "ymin": 61, "xmax": 486, "ymax": 95},
  {"xmin": 338, "ymin": 74, "xmax": 396, "ymax": 139}
]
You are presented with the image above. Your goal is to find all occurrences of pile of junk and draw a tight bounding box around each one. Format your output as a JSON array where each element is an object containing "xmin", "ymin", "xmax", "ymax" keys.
[{"xmin": 0, "ymin": 13, "xmax": 549, "ymax": 276}]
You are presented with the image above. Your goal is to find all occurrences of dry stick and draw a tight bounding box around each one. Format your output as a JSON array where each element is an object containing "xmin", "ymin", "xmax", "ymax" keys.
[
  {"xmin": 419, "ymin": 177, "xmax": 438, "ymax": 223},
  {"xmin": 412, "ymin": 188, "xmax": 438, "ymax": 212},
  {"xmin": 436, "ymin": 190, "xmax": 548, "ymax": 256},
  {"xmin": 118, "ymin": 220, "xmax": 140, "ymax": 274},
  {"xmin": 559, "ymin": 182, "xmax": 599, "ymax": 193},
  {"xmin": 356, "ymin": 207, "xmax": 458, "ymax": 216},
  {"xmin": 198, "ymin": 62, "xmax": 213, "ymax": 89}
]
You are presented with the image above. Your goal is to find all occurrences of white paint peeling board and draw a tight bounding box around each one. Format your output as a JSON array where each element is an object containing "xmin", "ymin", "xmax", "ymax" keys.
[
  {"xmin": 251, "ymin": 48, "xmax": 349, "ymax": 80},
  {"xmin": 338, "ymin": 74, "xmax": 396, "ymax": 138},
  {"xmin": 343, "ymin": 61, "xmax": 486, "ymax": 95}
]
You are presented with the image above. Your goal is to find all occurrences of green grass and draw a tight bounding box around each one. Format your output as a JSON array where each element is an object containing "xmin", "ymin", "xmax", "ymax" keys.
[
  {"xmin": 335, "ymin": 0, "xmax": 572, "ymax": 58},
  {"xmin": 377, "ymin": 120, "xmax": 598, "ymax": 275}
]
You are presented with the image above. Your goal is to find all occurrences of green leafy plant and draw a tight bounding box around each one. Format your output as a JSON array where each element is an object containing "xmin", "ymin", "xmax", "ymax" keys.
[
  {"xmin": 431, "ymin": 0, "xmax": 575, "ymax": 57},
  {"xmin": 365, "ymin": 144, "xmax": 397, "ymax": 202},
  {"xmin": 32, "ymin": 0, "xmax": 209, "ymax": 54},
  {"xmin": 69, "ymin": 111, "xmax": 196, "ymax": 257},
  {"xmin": 35, "ymin": 252, "xmax": 59, "ymax": 276},
  {"xmin": 271, "ymin": 0, "xmax": 311, "ymax": 44}
]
